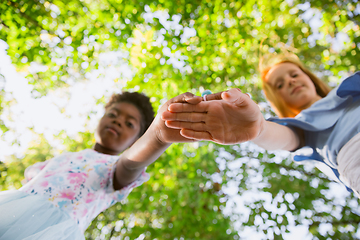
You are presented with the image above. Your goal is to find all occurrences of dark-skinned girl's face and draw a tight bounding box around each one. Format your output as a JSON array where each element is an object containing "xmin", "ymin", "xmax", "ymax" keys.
[{"xmin": 94, "ymin": 102, "xmax": 142, "ymax": 155}]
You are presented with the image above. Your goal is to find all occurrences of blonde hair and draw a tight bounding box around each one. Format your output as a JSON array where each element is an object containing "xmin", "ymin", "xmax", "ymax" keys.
[{"xmin": 259, "ymin": 53, "xmax": 331, "ymax": 118}]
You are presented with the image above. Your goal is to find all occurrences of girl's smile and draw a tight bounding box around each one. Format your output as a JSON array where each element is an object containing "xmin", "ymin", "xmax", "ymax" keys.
[
  {"xmin": 291, "ymin": 85, "xmax": 303, "ymax": 95},
  {"xmin": 105, "ymin": 126, "xmax": 120, "ymax": 136},
  {"xmin": 265, "ymin": 62, "xmax": 322, "ymax": 114}
]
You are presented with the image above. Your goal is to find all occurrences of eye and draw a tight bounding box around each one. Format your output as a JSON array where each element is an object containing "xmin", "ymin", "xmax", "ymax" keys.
[
  {"xmin": 276, "ymin": 83, "xmax": 283, "ymax": 89},
  {"xmin": 126, "ymin": 121, "xmax": 134, "ymax": 129},
  {"xmin": 107, "ymin": 112, "xmax": 116, "ymax": 118},
  {"xmin": 292, "ymin": 73, "xmax": 298, "ymax": 78}
]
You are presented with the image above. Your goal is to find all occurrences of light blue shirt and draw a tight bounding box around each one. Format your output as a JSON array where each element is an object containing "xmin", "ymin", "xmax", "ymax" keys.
[{"xmin": 268, "ymin": 72, "xmax": 360, "ymax": 186}]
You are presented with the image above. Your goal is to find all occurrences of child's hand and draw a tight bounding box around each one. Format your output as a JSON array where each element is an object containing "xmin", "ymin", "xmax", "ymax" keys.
[
  {"xmin": 117, "ymin": 92, "xmax": 204, "ymax": 184},
  {"xmin": 152, "ymin": 92, "xmax": 203, "ymax": 144},
  {"xmin": 161, "ymin": 88, "xmax": 265, "ymax": 145}
]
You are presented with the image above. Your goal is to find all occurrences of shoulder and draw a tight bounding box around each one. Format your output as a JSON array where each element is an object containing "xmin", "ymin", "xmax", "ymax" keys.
[{"xmin": 336, "ymin": 72, "xmax": 360, "ymax": 100}]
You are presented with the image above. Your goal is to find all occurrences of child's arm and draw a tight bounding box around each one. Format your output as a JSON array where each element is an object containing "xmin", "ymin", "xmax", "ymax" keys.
[
  {"xmin": 113, "ymin": 93, "xmax": 202, "ymax": 190},
  {"xmin": 161, "ymin": 88, "xmax": 302, "ymax": 151},
  {"xmin": 22, "ymin": 160, "xmax": 51, "ymax": 184}
]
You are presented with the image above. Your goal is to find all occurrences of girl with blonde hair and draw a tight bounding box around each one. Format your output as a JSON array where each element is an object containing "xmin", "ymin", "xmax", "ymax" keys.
[{"xmin": 162, "ymin": 52, "xmax": 360, "ymax": 198}]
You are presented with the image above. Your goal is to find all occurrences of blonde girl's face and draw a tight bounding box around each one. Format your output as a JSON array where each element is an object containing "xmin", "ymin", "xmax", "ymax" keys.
[{"xmin": 265, "ymin": 62, "xmax": 322, "ymax": 114}]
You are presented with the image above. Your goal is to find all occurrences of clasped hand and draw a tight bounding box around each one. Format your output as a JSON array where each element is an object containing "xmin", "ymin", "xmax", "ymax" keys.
[
  {"xmin": 161, "ymin": 88, "xmax": 264, "ymax": 145},
  {"xmin": 151, "ymin": 92, "xmax": 203, "ymax": 144}
]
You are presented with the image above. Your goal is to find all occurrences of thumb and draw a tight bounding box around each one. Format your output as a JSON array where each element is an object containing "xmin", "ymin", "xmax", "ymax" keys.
[
  {"xmin": 171, "ymin": 92, "xmax": 202, "ymax": 104},
  {"xmin": 222, "ymin": 88, "xmax": 251, "ymax": 107},
  {"xmin": 222, "ymin": 88, "xmax": 241, "ymax": 101}
]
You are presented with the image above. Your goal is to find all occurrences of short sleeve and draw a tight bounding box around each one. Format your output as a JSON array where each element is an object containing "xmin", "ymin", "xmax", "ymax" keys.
[
  {"xmin": 23, "ymin": 160, "xmax": 50, "ymax": 183},
  {"xmin": 106, "ymin": 162, "xmax": 150, "ymax": 203}
]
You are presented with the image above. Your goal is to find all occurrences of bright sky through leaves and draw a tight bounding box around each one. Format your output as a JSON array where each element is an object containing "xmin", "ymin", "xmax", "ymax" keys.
[{"xmin": 1, "ymin": 0, "xmax": 360, "ymax": 239}]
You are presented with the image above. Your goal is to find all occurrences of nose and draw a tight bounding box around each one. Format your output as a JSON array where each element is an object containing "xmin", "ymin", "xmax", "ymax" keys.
[
  {"xmin": 112, "ymin": 115, "xmax": 125, "ymax": 127},
  {"xmin": 287, "ymin": 76, "xmax": 296, "ymax": 86},
  {"xmin": 113, "ymin": 119, "xmax": 121, "ymax": 127}
]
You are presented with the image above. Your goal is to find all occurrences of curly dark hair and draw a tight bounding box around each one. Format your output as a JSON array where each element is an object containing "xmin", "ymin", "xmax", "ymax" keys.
[{"xmin": 105, "ymin": 92, "xmax": 155, "ymax": 137}]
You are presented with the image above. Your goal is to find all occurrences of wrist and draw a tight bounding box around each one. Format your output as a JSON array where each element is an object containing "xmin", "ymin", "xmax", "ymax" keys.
[
  {"xmin": 145, "ymin": 123, "xmax": 171, "ymax": 149},
  {"xmin": 120, "ymin": 126, "xmax": 171, "ymax": 170},
  {"xmin": 252, "ymin": 117, "xmax": 267, "ymax": 144}
]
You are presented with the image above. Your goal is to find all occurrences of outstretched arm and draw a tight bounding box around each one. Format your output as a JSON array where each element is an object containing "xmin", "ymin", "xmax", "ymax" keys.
[
  {"xmin": 114, "ymin": 93, "xmax": 202, "ymax": 190},
  {"xmin": 162, "ymin": 88, "xmax": 301, "ymax": 150},
  {"xmin": 252, "ymin": 119, "xmax": 302, "ymax": 151}
]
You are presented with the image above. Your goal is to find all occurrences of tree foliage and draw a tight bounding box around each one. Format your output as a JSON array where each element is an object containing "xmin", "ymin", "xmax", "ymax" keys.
[{"xmin": 1, "ymin": 0, "xmax": 360, "ymax": 239}]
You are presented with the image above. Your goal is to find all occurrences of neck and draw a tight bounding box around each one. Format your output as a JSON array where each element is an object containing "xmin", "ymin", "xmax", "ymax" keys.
[
  {"xmin": 301, "ymin": 95, "xmax": 322, "ymax": 111},
  {"xmin": 93, "ymin": 143, "xmax": 120, "ymax": 156},
  {"xmin": 290, "ymin": 95, "xmax": 323, "ymax": 116}
]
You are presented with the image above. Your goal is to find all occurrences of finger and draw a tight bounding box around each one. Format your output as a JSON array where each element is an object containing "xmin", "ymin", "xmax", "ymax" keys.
[
  {"xmin": 168, "ymin": 101, "xmax": 209, "ymax": 113},
  {"xmin": 169, "ymin": 92, "xmax": 203, "ymax": 105},
  {"xmin": 180, "ymin": 129, "xmax": 213, "ymax": 141},
  {"xmin": 222, "ymin": 88, "xmax": 250, "ymax": 107},
  {"xmin": 162, "ymin": 111, "xmax": 207, "ymax": 122},
  {"xmin": 165, "ymin": 121, "xmax": 206, "ymax": 131},
  {"xmin": 221, "ymin": 88, "xmax": 241, "ymax": 101},
  {"xmin": 186, "ymin": 96, "xmax": 203, "ymax": 104},
  {"xmin": 167, "ymin": 92, "xmax": 193, "ymax": 104},
  {"xmin": 203, "ymin": 92, "xmax": 224, "ymax": 101}
]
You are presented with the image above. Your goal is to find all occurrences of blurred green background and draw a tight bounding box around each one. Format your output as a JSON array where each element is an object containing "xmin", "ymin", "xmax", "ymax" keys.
[{"xmin": 0, "ymin": 0, "xmax": 359, "ymax": 239}]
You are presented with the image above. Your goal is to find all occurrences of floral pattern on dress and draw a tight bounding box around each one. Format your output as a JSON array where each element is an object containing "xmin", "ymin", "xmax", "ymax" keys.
[{"xmin": 19, "ymin": 149, "xmax": 149, "ymax": 232}]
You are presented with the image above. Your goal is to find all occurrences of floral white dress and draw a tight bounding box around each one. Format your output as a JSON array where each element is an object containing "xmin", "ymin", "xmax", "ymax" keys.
[{"xmin": 0, "ymin": 149, "xmax": 149, "ymax": 240}]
